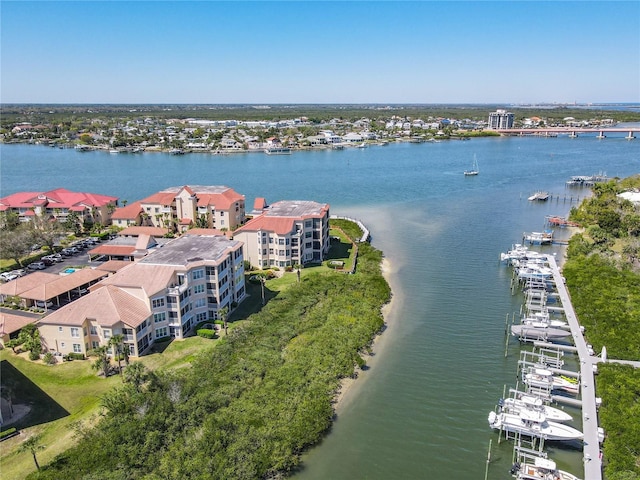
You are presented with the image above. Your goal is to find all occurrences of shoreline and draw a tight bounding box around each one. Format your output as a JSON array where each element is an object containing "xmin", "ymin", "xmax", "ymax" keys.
[{"xmin": 333, "ymin": 255, "xmax": 400, "ymax": 413}]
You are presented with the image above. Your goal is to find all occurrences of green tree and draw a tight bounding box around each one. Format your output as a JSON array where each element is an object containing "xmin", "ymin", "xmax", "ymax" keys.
[
  {"xmin": 30, "ymin": 216, "xmax": 63, "ymax": 252},
  {"xmin": 0, "ymin": 228, "xmax": 32, "ymax": 267},
  {"xmin": 18, "ymin": 324, "xmax": 42, "ymax": 359},
  {"xmin": 109, "ymin": 334, "xmax": 125, "ymax": 375},
  {"xmin": 18, "ymin": 433, "xmax": 45, "ymax": 471},
  {"xmin": 64, "ymin": 211, "xmax": 82, "ymax": 236},
  {"xmin": 123, "ymin": 362, "xmax": 148, "ymax": 392},
  {"xmin": 0, "ymin": 211, "xmax": 21, "ymax": 231},
  {"xmin": 218, "ymin": 306, "xmax": 229, "ymax": 335},
  {"xmin": 90, "ymin": 345, "xmax": 111, "ymax": 378}
]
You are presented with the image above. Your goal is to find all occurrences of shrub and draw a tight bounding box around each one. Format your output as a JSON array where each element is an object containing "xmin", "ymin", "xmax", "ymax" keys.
[
  {"xmin": 29, "ymin": 350, "xmax": 40, "ymax": 361},
  {"xmin": 66, "ymin": 352, "xmax": 85, "ymax": 361},
  {"xmin": 43, "ymin": 352, "xmax": 56, "ymax": 365},
  {"xmin": 197, "ymin": 329, "xmax": 216, "ymax": 339}
]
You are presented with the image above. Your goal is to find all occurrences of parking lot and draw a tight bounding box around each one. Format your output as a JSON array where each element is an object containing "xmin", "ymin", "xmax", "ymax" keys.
[{"xmin": 1, "ymin": 238, "xmax": 107, "ymax": 285}]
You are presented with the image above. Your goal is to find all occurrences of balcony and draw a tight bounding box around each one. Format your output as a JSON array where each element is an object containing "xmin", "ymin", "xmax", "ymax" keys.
[{"xmin": 167, "ymin": 283, "xmax": 188, "ymax": 295}]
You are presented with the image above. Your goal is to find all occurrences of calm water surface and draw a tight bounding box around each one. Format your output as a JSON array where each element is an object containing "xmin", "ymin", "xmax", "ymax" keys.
[{"xmin": 1, "ymin": 134, "xmax": 638, "ymax": 479}]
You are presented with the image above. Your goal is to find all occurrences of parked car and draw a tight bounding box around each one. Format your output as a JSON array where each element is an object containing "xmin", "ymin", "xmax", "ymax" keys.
[
  {"xmin": 61, "ymin": 248, "xmax": 74, "ymax": 256},
  {"xmin": 11, "ymin": 269, "xmax": 26, "ymax": 277},
  {"xmin": 28, "ymin": 261, "xmax": 47, "ymax": 270},
  {"xmin": 35, "ymin": 300, "xmax": 54, "ymax": 308},
  {"xmin": 41, "ymin": 257, "xmax": 55, "ymax": 266},
  {"xmin": 0, "ymin": 272, "xmax": 19, "ymax": 282}
]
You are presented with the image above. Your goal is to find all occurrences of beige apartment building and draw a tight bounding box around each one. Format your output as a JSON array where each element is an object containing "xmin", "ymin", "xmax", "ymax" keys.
[
  {"xmin": 233, "ymin": 200, "xmax": 330, "ymax": 269},
  {"xmin": 38, "ymin": 234, "xmax": 246, "ymax": 358},
  {"xmin": 136, "ymin": 185, "xmax": 246, "ymax": 232}
]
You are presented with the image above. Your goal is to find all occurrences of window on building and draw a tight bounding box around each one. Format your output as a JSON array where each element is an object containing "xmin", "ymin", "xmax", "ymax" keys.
[
  {"xmin": 71, "ymin": 327, "xmax": 80, "ymax": 338},
  {"xmin": 269, "ymin": 248, "xmax": 274, "ymax": 254},
  {"xmin": 278, "ymin": 238, "xmax": 285, "ymax": 245},
  {"xmin": 192, "ymin": 269, "xmax": 204, "ymax": 280},
  {"xmin": 91, "ymin": 341, "xmax": 99, "ymax": 349},
  {"xmin": 90, "ymin": 326, "xmax": 97, "ymax": 335},
  {"xmin": 152, "ymin": 297, "xmax": 165, "ymax": 309},
  {"xmin": 73, "ymin": 344, "xmax": 82, "ymax": 353},
  {"xmin": 103, "ymin": 329, "xmax": 111, "ymax": 339},
  {"xmin": 154, "ymin": 312, "xmax": 166, "ymax": 323},
  {"xmin": 58, "ymin": 326, "xmax": 63, "ymax": 332},
  {"xmin": 193, "ymin": 284, "xmax": 205, "ymax": 294},
  {"xmin": 194, "ymin": 298, "xmax": 206, "ymax": 308}
]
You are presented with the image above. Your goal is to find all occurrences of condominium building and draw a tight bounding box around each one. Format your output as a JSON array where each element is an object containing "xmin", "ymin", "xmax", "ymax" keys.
[
  {"xmin": 233, "ymin": 200, "xmax": 330, "ymax": 269},
  {"xmin": 0, "ymin": 188, "xmax": 118, "ymax": 226},
  {"xmin": 136, "ymin": 185, "xmax": 245, "ymax": 232},
  {"xmin": 38, "ymin": 234, "xmax": 245, "ymax": 357},
  {"xmin": 488, "ymin": 109, "xmax": 515, "ymax": 130}
]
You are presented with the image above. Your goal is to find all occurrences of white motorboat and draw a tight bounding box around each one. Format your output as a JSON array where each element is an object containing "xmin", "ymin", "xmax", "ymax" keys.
[
  {"xmin": 523, "ymin": 312, "xmax": 567, "ymax": 328},
  {"xmin": 523, "ymin": 368, "xmax": 580, "ymax": 395},
  {"xmin": 528, "ymin": 191, "xmax": 550, "ymax": 201},
  {"xmin": 264, "ymin": 147, "xmax": 291, "ymax": 155},
  {"xmin": 511, "ymin": 457, "xmax": 581, "ymax": 480},
  {"xmin": 511, "ymin": 324, "xmax": 570, "ymax": 342},
  {"xmin": 500, "ymin": 244, "xmax": 547, "ymax": 264},
  {"xmin": 517, "ymin": 264, "xmax": 554, "ymax": 281},
  {"xmin": 488, "ymin": 409, "xmax": 583, "ymax": 441},
  {"xmin": 524, "ymin": 230, "xmax": 553, "ymax": 245},
  {"xmin": 499, "ymin": 395, "xmax": 573, "ymax": 423}
]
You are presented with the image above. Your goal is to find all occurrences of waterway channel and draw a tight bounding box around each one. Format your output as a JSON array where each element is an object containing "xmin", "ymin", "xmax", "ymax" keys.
[{"xmin": 1, "ymin": 132, "xmax": 638, "ymax": 479}]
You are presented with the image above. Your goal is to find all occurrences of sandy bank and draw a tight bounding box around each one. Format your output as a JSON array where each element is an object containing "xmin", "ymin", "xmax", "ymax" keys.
[{"xmin": 333, "ymin": 256, "xmax": 402, "ymax": 413}]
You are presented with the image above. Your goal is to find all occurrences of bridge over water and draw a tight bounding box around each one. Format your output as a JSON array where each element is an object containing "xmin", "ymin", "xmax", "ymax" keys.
[{"xmin": 496, "ymin": 127, "xmax": 639, "ymax": 139}]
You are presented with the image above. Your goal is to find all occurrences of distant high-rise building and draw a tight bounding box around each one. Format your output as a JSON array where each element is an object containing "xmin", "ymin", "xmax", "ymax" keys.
[{"xmin": 488, "ymin": 109, "xmax": 514, "ymax": 130}]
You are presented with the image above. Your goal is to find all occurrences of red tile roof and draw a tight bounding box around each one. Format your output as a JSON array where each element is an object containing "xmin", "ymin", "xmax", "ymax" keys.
[
  {"xmin": 253, "ymin": 197, "xmax": 267, "ymax": 211},
  {"xmin": 39, "ymin": 285, "xmax": 150, "ymax": 328},
  {"xmin": 118, "ymin": 226, "xmax": 168, "ymax": 237},
  {"xmin": 235, "ymin": 215, "xmax": 296, "ymax": 235},
  {"xmin": 88, "ymin": 245, "xmax": 137, "ymax": 256},
  {"xmin": 140, "ymin": 186, "xmax": 244, "ymax": 211},
  {"xmin": 183, "ymin": 228, "xmax": 228, "ymax": 237},
  {"xmin": 0, "ymin": 313, "xmax": 35, "ymax": 337},
  {"xmin": 0, "ymin": 188, "xmax": 117, "ymax": 210},
  {"xmin": 111, "ymin": 201, "xmax": 143, "ymax": 220}
]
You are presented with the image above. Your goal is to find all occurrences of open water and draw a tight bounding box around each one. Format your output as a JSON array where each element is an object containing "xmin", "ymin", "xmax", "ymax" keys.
[{"xmin": 1, "ymin": 132, "xmax": 638, "ymax": 479}]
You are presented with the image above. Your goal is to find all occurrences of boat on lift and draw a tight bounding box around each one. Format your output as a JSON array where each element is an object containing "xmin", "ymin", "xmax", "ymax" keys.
[
  {"xmin": 511, "ymin": 457, "xmax": 582, "ymax": 480},
  {"xmin": 523, "ymin": 367, "xmax": 580, "ymax": 395},
  {"xmin": 499, "ymin": 394, "xmax": 573, "ymax": 423},
  {"xmin": 488, "ymin": 409, "xmax": 583, "ymax": 441}
]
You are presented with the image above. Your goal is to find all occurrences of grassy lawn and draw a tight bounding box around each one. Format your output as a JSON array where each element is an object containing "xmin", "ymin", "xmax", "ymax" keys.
[{"xmin": 0, "ymin": 350, "xmax": 120, "ymax": 480}]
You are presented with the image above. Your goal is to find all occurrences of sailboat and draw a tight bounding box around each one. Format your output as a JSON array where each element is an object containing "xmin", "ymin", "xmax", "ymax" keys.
[{"xmin": 464, "ymin": 155, "xmax": 479, "ymax": 176}]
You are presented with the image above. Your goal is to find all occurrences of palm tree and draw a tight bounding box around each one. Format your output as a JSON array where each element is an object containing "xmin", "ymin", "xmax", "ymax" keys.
[
  {"xmin": 18, "ymin": 433, "xmax": 45, "ymax": 471},
  {"xmin": 109, "ymin": 334, "xmax": 125, "ymax": 375},
  {"xmin": 219, "ymin": 306, "xmax": 229, "ymax": 335},
  {"xmin": 90, "ymin": 345, "xmax": 111, "ymax": 377},
  {"xmin": 123, "ymin": 362, "xmax": 147, "ymax": 392}
]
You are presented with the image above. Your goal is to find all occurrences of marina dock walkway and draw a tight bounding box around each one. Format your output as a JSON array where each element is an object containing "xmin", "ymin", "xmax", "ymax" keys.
[{"xmin": 547, "ymin": 255, "xmax": 602, "ymax": 480}]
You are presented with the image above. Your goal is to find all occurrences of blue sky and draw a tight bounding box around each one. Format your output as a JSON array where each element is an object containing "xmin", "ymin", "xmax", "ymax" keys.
[{"xmin": 2, "ymin": 1, "xmax": 639, "ymax": 104}]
